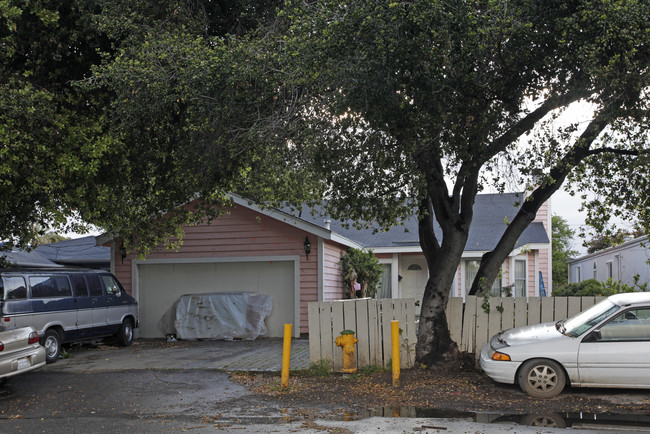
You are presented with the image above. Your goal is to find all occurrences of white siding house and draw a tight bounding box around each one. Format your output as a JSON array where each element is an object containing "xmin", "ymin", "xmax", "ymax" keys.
[{"xmin": 568, "ymin": 236, "xmax": 650, "ymax": 287}]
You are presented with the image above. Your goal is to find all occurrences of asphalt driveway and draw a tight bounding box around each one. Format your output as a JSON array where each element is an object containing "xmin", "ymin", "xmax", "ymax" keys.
[{"xmin": 42, "ymin": 338, "xmax": 310, "ymax": 372}]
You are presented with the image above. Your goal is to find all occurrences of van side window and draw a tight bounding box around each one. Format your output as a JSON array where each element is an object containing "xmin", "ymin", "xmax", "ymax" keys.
[
  {"xmin": 86, "ymin": 274, "xmax": 103, "ymax": 296},
  {"xmin": 2, "ymin": 276, "xmax": 27, "ymax": 300},
  {"xmin": 101, "ymin": 275, "xmax": 121, "ymax": 295},
  {"xmin": 29, "ymin": 276, "xmax": 72, "ymax": 298},
  {"xmin": 69, "ymin": 275, "xmax": 89, "ymax": 297}
]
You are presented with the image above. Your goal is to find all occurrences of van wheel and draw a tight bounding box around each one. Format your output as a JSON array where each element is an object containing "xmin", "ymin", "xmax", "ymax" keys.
[
  {"xmin": 116, "ymin": 319, "xmax": 134, "ymax": 347},
  {"xmin": 43, "ymin": 330, "xmax": 62, "ymax": 364}
]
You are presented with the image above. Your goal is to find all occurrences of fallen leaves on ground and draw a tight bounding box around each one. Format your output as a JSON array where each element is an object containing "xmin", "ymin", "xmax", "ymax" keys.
[{"xmin": 230, "ymin": 366, "xmax": 650, "ymax": 416}]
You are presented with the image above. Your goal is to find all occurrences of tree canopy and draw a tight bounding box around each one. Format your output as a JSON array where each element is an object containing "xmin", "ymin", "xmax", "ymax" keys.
[
  {"xmin": 0, "ymin": 0, "xmax": 111, "ymax": 245},
  {"xmin": 1, "ymin": 0, "xmax": 320, "ymax": 249},
  {"xmin": 271, "ymin": 0, "xmax": 650, "ymax": 364},
  {"xmin": 2, "ymin": 0, "xmax": 649, "ymax": 366}
]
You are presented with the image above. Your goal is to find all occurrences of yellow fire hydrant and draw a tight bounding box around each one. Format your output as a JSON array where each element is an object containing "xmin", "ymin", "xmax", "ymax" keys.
[{"xmin": 335, "ymin": 330, "xmax": 358, "ymax": 373}]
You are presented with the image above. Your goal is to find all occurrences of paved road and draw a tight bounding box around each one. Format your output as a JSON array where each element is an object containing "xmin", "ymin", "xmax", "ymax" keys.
[{"xmin": 0, "ymin": 339, "xmax": 611, "ymax": 433}]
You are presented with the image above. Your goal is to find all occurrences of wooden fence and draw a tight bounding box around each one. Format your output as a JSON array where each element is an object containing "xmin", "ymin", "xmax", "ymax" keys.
[
  {"xmin": 308, "ymin": 298, "xmax": 417, "ymax": 371},
  {"xmin": 448, "ymin": 295, "xmax": 606, "ymax": 358},
  {"xmin": 308, "ymin": 295, "xmax": 607, "ymax": 370}
]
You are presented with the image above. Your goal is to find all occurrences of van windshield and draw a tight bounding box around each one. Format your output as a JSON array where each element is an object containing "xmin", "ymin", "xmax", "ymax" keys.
[{"xmin": 559, "ymin": 299, "xmax": 620, "ymax": 337}]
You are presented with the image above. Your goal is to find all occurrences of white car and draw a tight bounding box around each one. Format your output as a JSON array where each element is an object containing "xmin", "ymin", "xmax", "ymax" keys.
[
  {"xmin": 480, "ymin": 292, "xmax": 650, "ymax": 398},
  {"xmin": 0, "ymin": 326, "xmax": 46, "ymax": 382}
]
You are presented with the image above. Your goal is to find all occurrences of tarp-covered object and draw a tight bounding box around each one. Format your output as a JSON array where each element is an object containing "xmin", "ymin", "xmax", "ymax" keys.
[{"xmin": 158, "ymin": 292, "xmax": 273, "ymax": 340}]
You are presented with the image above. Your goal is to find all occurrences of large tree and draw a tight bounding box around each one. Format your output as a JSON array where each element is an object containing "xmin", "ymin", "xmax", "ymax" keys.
[
  {"xmin": 272, "ymin": 0, "xmax": 650, "ymax": 365},
  {"xmin": 4, "ymin": 1, "xmax": 649, "ymax": 367},
  {"xmin": 551, "ymin": 215, "xmax": 578, "ymax": 289},
  {"xmin": 77, "ymin": 0, "xmax": 327, "ymax": 250},
  {"xmin": 0, "ymin": 0, "xmax": 112, "ymax": 245},
  {"xmin": 1, "ymin": 1, "xmax": 316, "ymax": 249}
]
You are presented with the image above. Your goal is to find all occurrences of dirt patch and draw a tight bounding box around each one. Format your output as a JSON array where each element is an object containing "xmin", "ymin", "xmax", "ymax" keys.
[{"xmin": 231, "ymin": 365, "xmax": 650, "ymax": 416}]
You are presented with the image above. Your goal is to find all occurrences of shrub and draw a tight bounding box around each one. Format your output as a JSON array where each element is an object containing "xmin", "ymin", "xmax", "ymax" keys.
[
  {"xmin": 340, "ymin": 248, "xmax": 383, "ymax": 298},
  {"xmin": 552, "ymin": 278, "xmax": 645, "ymax": 296}
]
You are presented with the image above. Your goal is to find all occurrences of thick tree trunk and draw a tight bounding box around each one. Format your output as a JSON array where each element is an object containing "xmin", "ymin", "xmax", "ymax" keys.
[
  {"xmin": 415, "ymin": 264, "xmax": 461, "ymax": 366},
  {"xmin": 414, "ymin": 193, "xmax": 471, "ymax": 366}
]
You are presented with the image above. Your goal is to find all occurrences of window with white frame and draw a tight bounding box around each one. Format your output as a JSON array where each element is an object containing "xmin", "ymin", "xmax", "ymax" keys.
[
  {"xmin": 464, "ymin": 260, "xmax": 501, "ymax": 296},
  {"xmin": 377, "ymin": 263, "xmax": 392, "ymax": 299},
  {"xmin": 606, "ymin": 261, "xmax": 613, "ymax": 280},
  {"xmin": 514, "ymin": 259, "xmax": 526, "ymax": 297},
  {"xmin": 593, "ymin": 262, "xmax": 597, "ymax": 279},
  {"xmin": 576, "ymin": 266, "xmax": 582, "ymax": 282}
]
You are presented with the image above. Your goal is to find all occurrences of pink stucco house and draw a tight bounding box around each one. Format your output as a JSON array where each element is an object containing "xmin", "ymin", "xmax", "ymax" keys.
[{"xmin": 101, "ymin": 192, "xmax": 551, "ymax": 338}]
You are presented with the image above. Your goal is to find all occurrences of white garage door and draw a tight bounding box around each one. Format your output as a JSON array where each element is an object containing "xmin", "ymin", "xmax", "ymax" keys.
[{"xmin": 137, "ymin": 261, "xmax": 295, "ymax": 338}]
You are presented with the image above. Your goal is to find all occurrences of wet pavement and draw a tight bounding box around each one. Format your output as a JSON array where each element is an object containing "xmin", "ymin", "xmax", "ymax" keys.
[
  {"xmin": 43, "ymin": 337, "xmax": 310, "ymax": 372},
  {"xmin": 7, "ymin": 338, "xmax": 650, "ymax": 433}
]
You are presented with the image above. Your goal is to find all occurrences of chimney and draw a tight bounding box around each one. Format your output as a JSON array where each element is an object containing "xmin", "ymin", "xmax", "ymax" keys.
[{"xmin": 325, "ymin": 220, "xmax": 331, "ymax": 230}]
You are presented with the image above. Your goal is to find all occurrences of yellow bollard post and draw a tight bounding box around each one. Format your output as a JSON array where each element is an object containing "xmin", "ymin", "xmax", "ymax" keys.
[
  {"xmin": 391, "ymin": 320, "xmax": 400, "ymax": 387},
  {"xmin": 281, "ymin": 323, "xmax": 292, "ymax": 388}
]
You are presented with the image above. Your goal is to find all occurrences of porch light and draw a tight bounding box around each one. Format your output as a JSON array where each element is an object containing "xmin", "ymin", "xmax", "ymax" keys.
[{"xmin": 303, "ymin": 236, "xmax": 311, "ymax": 260}]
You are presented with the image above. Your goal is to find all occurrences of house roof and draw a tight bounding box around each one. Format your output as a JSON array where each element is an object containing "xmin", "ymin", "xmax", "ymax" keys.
[
  {"xmin": 98, "ymin": 192, "xmax": 550, "ymax": 255},
  {"xmin": 0, "ymin": 244, "xmax": 63, "ymax": 268},
  {"xmin": 35, "ymin": 236, "xmax": 109, "ymax": 266},
  {"xmin": 271, "ymin": 192, "xmax": 549, "ymax": 253},
  {"xmin": 568, "ymin": 235, "xmax": 649, "ymax": 264}
]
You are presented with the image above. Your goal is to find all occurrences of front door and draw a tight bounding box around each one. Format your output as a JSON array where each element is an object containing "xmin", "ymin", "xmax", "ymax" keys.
[{"xmin": 401, "ymin": 257, "xmax": 428, "ymax": 315}]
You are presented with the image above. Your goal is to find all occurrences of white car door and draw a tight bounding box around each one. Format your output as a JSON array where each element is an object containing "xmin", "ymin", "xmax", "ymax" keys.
[{"xmin": 577, "ymin": 308, "xmax": 650, "ymax": 388}]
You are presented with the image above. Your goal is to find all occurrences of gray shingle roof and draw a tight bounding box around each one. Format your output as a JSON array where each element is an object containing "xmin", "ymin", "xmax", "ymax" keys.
[
  {"xmin": 284, "ymin": 193, "xmax": 549, "ymax": 251},
  {"xmin": 0, "ymin": 245, "xmax": 63, "ymax": 268},
  {"xmin": 35, "ymin": 236, "xmax": 109, "ymax": 266}
]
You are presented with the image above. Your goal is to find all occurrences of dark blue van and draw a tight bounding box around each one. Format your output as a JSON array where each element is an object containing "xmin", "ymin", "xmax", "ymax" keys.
[{"xmin": 0, "ymin": 269, "xmax": 139, "ymax": 363}]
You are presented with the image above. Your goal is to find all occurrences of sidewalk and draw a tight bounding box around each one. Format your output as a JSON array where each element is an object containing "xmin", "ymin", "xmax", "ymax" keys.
[{"xmin": 43, "ymin": 338, "xmax": 311, "ymax": 373}]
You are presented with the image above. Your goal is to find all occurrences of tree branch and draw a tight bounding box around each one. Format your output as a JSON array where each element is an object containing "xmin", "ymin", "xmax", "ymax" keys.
[
  {"xmin": 467, "ymin": 107, "xmax": 612, "ymax": 296},
  {"xmin": 586, "ymin": 147, "xmax": 650, "ymax": 157},
  {"xmin": 486, "ymin": 89, "xmax": 592, "ymax": 156}
]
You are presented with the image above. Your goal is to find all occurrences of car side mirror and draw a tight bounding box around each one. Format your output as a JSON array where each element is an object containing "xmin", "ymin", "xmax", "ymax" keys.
[{"xmin": 583, "ymin": 329, "xmax": 601, "ymax": 342}]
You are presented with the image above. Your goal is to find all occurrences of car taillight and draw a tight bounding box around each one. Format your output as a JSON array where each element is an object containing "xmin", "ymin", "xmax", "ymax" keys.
[
  {"xmin": 28, "ymin": 331, "xmax": 39, "ymax": 345},
  {"xmin": 0, "ymin": 341, "xmax": 4, "ymax": 352}
]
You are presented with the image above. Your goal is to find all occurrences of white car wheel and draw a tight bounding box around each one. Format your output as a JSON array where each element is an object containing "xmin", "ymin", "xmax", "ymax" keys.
[{"xmin": 518, "ymin": 359, "xmax": 566, "ymax": 398}]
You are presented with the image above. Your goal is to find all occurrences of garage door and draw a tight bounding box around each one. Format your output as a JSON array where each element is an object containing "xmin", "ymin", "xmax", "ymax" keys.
[{"xmin": 137, "ymin": 261, "xmax": 295, "ymax": 338}]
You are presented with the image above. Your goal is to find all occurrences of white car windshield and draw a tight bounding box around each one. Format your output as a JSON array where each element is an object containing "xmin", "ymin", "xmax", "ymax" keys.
[{"xmin": 558, "ymin": 299, "xmax": 621, "ymax": 337}]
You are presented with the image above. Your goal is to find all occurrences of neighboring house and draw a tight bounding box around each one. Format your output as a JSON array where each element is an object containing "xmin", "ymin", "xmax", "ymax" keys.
[
  {"xmin": 568, "ymin": 235, "xmax": 650, "ymax": 287},
  {"xmin": 0, "ymin": 244, "xmax": 63, "ymax": 268},
  {"xmin": 35, "ymin": 236, "xmax": 110, "ymax": 270},
  {"xmin": 99, "ymin": 192, "xmax": 551, "ymax": 339}
]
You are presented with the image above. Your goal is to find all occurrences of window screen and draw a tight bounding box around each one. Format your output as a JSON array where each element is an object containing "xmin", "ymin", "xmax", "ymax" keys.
[
  {"xmin": 514, "ymin": 260, "xmax": 526, "ymax": 297},
  {"xmin": 465, "ymin": 260, "xmax": 501, "ymax": 296}
]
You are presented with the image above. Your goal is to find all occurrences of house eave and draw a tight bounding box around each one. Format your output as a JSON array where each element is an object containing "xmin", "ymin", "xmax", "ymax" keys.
[
  {"xmin": 569, "ymin": 235, "xmax": 649, "ymax": 265},
  {"xmin": 230, "ymin": 194, "xmax": 364, "ymax": 249}
]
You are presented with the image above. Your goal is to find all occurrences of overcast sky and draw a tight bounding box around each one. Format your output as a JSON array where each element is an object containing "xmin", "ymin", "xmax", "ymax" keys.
[{"xmin": 551, "ymin": 188, "xmax": 589, "ymax": 255}]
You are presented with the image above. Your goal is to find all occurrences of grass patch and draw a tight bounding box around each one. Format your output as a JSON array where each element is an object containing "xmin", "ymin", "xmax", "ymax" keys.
[{"xmin": 308, "ymin": 359, "xmax": 333, "ymax": 377}]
